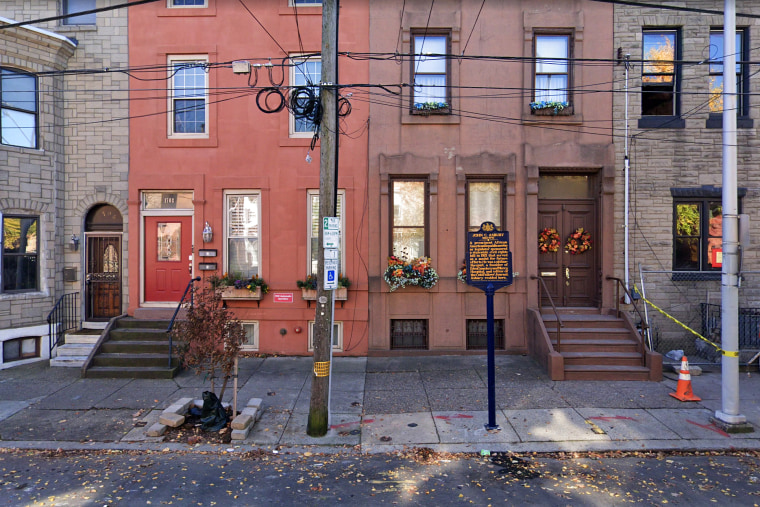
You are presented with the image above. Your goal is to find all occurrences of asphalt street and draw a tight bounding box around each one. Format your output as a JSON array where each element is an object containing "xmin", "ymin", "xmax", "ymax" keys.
[{"xmin": 1, "ymin": 448, "xmax": 759, "ymax": 505}]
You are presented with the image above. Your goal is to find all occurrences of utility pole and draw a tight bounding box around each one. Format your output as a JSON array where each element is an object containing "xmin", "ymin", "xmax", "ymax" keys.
[
  {"xmin": 307, "ymin": 0, "xmax": 338, "ymax": 437},
  {"xmin": 713, "ymin": 0, "xmax": 751, "ymax": 432}
]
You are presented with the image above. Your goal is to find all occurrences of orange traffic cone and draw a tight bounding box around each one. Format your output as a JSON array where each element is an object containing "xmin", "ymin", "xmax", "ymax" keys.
[{"xmin": 669, "ymin": 356, "xmax": 701, "ymax": 402}]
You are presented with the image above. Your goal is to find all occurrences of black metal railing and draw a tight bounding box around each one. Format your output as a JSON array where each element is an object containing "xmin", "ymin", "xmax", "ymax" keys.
[
  {"xmin": 607, "ymin": 276, "xmax": 651, "ymax": 356},
  {"xmin": 531, "ymin": 275, "xmax": 563, "ymax": 351},
  {"xmin": 47, "ymin": 292, "xmax": 80, "ymax": 356},
  {"xmin": 166, "ymin": 277, "xmax": 201, "ymax": 369}
]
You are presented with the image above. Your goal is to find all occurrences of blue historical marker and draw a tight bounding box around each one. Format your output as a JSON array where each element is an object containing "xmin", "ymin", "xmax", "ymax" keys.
[{"xmin": 466, "ymin": 222, "xmax": 514, "ymax": 431}]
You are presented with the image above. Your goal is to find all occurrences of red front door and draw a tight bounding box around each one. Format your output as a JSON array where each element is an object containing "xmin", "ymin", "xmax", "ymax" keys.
[{"xmin": 144, "ymin": 216, "xmax": 192, "ymax": 302}]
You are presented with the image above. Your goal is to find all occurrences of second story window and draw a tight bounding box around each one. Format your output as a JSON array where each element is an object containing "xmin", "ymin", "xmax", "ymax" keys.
[
  {"xmin": 534, "ymin": 34, "xmax": 570, "ymax": 104},
  {"xmin": 709, "ymin": 29, "xmax": 746, "ymax": 115},
  {"xmin": 411, "ymin": 33, "xmax": 450, "ymax": 113},
  {"xmin": 290, "ymin": 56, "xmax": 321, "ymax": 135},
  {"xmin": 1, "ymin": 68, "xmax": 37, "ymax": 149},
  {"xmin": 642, "ymin": 29, "xmax": 679, "ymax": 116},
  {"xmin": 63, "ymin": 0, "xmax": 96, "ymax": 25},
  {"xmin": 168, "ymin": 56, "xmax": 208, "ymax": 137}
]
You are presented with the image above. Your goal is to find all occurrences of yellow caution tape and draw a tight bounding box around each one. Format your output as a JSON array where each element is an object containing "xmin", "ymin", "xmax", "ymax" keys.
[
  {"xmin": 313, "ymin": 361, "xmax": 331, "ymax": 377},
  {"xmin": 635, "ymin": 287, "xmax": 740, "ymax": 358}
]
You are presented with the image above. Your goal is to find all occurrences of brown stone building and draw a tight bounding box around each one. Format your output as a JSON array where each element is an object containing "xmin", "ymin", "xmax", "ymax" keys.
[{"xmin": 367, "ymin": 0, "xmax": 625, "ymax": 371}]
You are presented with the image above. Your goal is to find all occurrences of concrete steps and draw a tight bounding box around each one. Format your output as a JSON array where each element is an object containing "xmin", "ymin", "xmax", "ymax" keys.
[
  {"xmin": 540, "ymin": 308, "xmax": 656, "ymax": 381},
  {"xmin": 83, "ymin": 318, "xmax": 179, "ymax": 378},
  {"xmin": 50, "ymin": 328, "xmax": 103, "ymax": 368}
]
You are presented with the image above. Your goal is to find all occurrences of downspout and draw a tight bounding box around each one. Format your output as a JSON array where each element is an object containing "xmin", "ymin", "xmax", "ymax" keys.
[{"xmin": 624, "ymin": 54, "xmax": 631, "ymax": 303}]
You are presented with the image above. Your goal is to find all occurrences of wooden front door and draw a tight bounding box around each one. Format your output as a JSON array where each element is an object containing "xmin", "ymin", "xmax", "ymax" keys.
[
  {"xmin": 538, "ymin": 200, "xmax": 598, "ymax": 307},
  {"xmin": 86, "ymin": 235, "xmax": 122, "ymax": 320},
  {"xmin": 144, "ymin": 216, "xmax": 193, "ymax": 302}
]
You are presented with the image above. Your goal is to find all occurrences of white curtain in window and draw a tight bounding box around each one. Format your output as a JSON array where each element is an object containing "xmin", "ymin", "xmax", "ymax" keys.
[
  {"xmin": 414, "ymin": 75, "xmax": 446, "ymax": 103},
  {"xmin": 469, "ymin": 182, "xmax": 501, "ymax": 230},
  {"xmin": 535, "ymin": 75, "xmax": 568, "ymax": 102}
]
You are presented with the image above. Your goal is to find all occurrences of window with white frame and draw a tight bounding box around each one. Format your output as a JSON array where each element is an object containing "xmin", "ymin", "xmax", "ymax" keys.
[
  {"xmin": 1, "ymin": 68, "xmax": 38, "ymax": 149},
  {"xmin": 2, "ymin": 215, "xmax": 39, "ymax": 292},
  {"xmin": 168, "ymin": 56, "xmax": 208, "ymax": 137},
  {"xmin": 239, "ymin": 322, "xmax": 259, "ymax": 350},
  {"xmin": 290, "ymin": 56, "xmax": 321, "ymax": 135},
  {"xmin": 170, "ymin": 0, "xmax": 207, "ymax": 7},
  {"xmin": 226, "ymin": 193, "xmax": 260, "ymax": 278},
  {"xmin": 308, "ymin": 321, "xmax": 342, "ymax": 351},
  {"xmin": 291, "ymin": 0, "xmax": 321, "ymax": 4},
  {"xmin": 308, "ymin": 190, "xmax": 344, "ymax": 275},
  {"xmin": 411, "ymin": 32, "xmax": 450, "ymax": 112},
  {"xmin": 534, "ymin": 34, "xmax": 570, "ymax": 104},
  {"xmin": 63, "ymin": 0, "xmax": 96, "ymax": 25}
]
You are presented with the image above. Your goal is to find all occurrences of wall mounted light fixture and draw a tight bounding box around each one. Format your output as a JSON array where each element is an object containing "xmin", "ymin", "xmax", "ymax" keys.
[
  {"xmin": 202, "ymin": 221, "xmax": 213, "ymax": 243},
  {"xmin": 70, "ymin": 234, "xmax": 80, "ymax": 251}
]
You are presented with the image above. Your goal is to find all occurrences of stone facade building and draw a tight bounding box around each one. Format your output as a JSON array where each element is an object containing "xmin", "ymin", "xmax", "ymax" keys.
[
  {"xmin": 0, "ymin": 2, "xmax": 128, "ymax": 369},
  {"xmin": 612, "ymin": 1, "xmax": 760, "ymax": 359}
]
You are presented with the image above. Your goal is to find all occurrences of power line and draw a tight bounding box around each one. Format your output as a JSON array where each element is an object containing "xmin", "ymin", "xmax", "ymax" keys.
[
  {"xmin": 236, "ymin": 0, "xmax": 289, "ymax": 57},
  {"xmin": 461, "ymin": 0, "xmax": 486, "ymax": 56},
  {"xmin": 0, "ymin": 0, "xmax": 159, "ymax": 29}
]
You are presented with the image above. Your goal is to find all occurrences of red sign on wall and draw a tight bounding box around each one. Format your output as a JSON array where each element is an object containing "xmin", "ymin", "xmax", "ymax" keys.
[{"xmin": 272, "ymin": 293, "xmax": 294, "ymax": 303}]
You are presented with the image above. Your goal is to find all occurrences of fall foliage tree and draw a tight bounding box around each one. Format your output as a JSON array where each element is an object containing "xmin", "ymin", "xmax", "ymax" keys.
[{"xmin": 172, "ymin": 283, "xmax": 246, "ymax": 401}]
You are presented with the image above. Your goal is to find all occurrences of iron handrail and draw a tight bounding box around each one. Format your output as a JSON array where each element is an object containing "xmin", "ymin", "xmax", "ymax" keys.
[
  {"xmin": 606, "ymin": 276, "xmax": 651, "ymax": 356},
  {"xmin": 166, "ymin": 276, "xmax": 201, "ymax": 369},
  {"xmin": 46, "ymin": 292, "xmax": 80, "ymax": 356},
  {"xmin": 531, "ymin": 275, "xmax": 563, "ymax": 352}
]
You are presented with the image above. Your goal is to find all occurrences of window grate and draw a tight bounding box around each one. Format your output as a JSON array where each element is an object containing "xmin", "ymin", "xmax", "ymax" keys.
[
  {"xmin": 390, "ymin": 319, "xmax": 428, "ymax": 350},
  {"xmin": 466, "ymin": 319, "xmax": 505, "ymax": 350}
]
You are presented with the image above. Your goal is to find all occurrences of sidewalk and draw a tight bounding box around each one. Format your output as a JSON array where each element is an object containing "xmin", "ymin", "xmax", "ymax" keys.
[{"xmin": 0, "ymin": 355, "xmax": 758, "ymax": 454}]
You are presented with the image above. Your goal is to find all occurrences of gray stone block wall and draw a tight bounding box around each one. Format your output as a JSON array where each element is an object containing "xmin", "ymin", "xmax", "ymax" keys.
[
  {"xmin": 0, "ymin": 3, "xmax": 128, "ymax": 352},
  {"xmin": 613, "ymin": 2, "xmax": 760, "ymax": 350}
]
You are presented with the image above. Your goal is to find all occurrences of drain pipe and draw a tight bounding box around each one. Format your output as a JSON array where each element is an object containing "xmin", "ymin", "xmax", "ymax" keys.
[{"xmin": 623, "ymin": 54, "xmax": 631, "ymax": 303}]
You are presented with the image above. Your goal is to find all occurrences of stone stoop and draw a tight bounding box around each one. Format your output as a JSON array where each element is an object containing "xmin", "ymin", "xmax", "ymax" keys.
[
  {"xmin": 541, "ymin": 308, "xmax": 660, "ymax": 381},
  {"xmin": 143, "ymin": 397, "xmax": 263, "ymax": 440},
  {"xmin": 83, "ymin": 317, "xmax": 179, "ymax": 378},
  {"xmin": 50, "ymin": 329, "xmax": 103, "ymax": 368}
]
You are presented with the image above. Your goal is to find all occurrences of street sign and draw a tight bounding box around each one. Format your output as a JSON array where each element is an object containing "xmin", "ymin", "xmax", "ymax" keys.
[
  {"xmin": 324, "ymin": 259, "xmax": 339, "ymax": 289},
  {"xmin": 323, "ymin": 217, "xmax": 340, "ymax": 249}
]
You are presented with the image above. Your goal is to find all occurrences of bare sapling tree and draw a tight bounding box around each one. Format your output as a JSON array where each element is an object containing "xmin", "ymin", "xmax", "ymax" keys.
[{"xmin": 172, "ymin": 280, "xmax": 246, "ymax": 402}]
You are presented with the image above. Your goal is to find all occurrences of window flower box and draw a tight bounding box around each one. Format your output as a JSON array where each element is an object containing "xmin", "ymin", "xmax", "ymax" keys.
[
  {"xmin": 221, "ymin": 286, "xmax": 262, "ymax": 300},
  {"xmin": 301, "ymin": 287, "xmax": 348, "ymax": 301},
  {"xmin": 384, "ymin": 256, "xmax": 439, "ymax": 292},
  {"xmin": 413, "ymin": 101, "xmax": 450, "ymax": 115},
  {"xmin": 530, "ymin": 101, "xmax": 571, "ymax": 116}
]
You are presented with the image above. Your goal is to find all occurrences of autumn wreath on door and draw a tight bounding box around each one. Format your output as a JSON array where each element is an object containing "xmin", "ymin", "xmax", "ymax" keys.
[
  {"xmin": 538, "ymin": 228, "xmax": 561, "ymax": 253},
  {"xmin": 565, "ymin": 227, "xmax": 592, "ymax": 254}
]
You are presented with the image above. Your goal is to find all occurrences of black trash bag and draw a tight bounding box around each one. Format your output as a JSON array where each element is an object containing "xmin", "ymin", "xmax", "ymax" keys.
[{"xmin": 200, "ymin": 391, "xmax": 229, "ymax": 431}]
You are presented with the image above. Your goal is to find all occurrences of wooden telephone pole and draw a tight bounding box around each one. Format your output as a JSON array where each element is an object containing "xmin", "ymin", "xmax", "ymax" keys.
[{"xmin": 307, "ymin": 0, "xmax": 338, "ymax": 437}]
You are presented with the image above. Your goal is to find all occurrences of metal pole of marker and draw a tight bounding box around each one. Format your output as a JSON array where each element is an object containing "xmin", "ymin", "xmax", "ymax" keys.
[{"xmin": 485, "ymin": 283, "xmax": 498, "ymax": 431}]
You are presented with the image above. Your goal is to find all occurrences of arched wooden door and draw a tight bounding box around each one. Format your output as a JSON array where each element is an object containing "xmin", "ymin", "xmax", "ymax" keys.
[{"xmin": 85, "ymin": 205, "xmax": 123, "ymax": 320}]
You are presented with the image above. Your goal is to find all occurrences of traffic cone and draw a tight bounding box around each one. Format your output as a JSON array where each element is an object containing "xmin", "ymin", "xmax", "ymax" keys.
[{"xmin": 669, "ymin": 356, "xmax": 701, "ymax": 402}]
